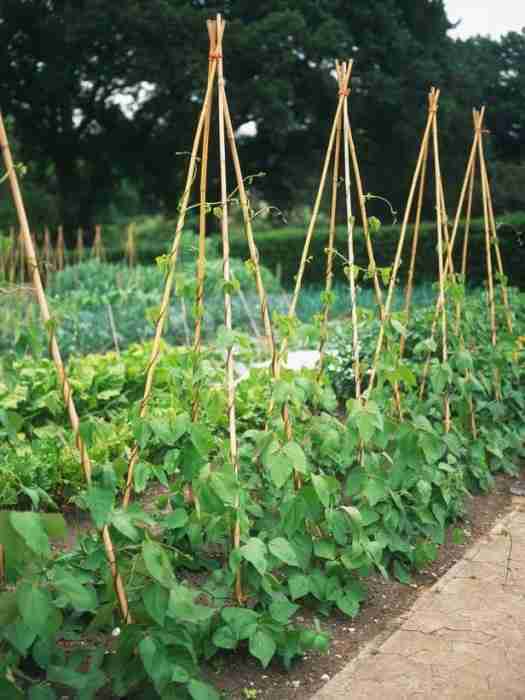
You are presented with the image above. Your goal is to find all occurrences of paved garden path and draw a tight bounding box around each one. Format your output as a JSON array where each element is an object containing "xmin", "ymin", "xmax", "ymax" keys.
[{"xmin": 313, "ymin": 498, "xmax": 525, "ymax": 699}]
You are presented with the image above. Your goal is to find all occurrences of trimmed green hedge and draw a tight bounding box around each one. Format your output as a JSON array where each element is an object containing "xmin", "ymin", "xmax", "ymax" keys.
[
  {"xmin": 23, "ymin": 211, "xmax": 523, "ymax": 289},
  {"xmin": 228, "ymin": 212, "xmax": 525, "ymax": 289}
]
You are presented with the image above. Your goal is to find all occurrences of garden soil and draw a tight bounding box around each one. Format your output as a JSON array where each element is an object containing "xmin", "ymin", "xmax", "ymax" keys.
[
  {"xmin": 59, "ymin": 469, "xmax": 523, "ymax": 699},
  {"xmin": 208, "ymin": 469, "xmax": 524, "ymax": 700}
]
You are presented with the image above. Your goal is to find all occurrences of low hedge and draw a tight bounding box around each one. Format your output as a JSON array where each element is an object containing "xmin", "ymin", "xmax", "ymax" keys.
[
  {"xmin": 228, "ymin": 211, "xmax": 525, "ymax": 289},
  {"xmin": 103, "ymin": 211, "xmax": 525, "ymax": 289},
  {"xmin": 13, "ymin": 211, "xmax": 524, "ymax": 289}
]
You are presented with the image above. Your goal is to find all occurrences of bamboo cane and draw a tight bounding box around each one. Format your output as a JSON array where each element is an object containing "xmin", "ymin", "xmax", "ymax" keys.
[
  {"xmin": 190, "ymin": 22, "xmax": 215, "ymax": 423},
  {"xmin": 19, "ymin": 230, "xmax": 25, "ymax": 283},
  {"xmin": 0, "ymin": 112, "xmax": 131, "ymax": 623},
  {"xmin": 419, "ymin": 106, "xmax": 483, "ymax": 398},
  {"xmin": 286, "ymin": 65, "xmax": 352, "ymax": 324},
  {"xmin": 451, "ymin": 112, "xmax": 482, "ymax": 436},
  {"xmin": 238, "ymin": 286, "xmax": 261, "ymax": 339},
  {"xmin": 215, "ymin": 14, "xmax": 244, "ymax": 604},
  {"xmin": 461, "ymin": 140, "xmax": 476, "ymax": 280},
  {"xmin": 125, "ymin": 222, "xmax": 136, "ymax": 268},
  {"xmin": 431, "ymin": 101, "xmax": 451, "ymax": 432},
  {"xmin": 345, "ymin": 103, "xmax": 384, "ymax": 318},
  {"xmin": 342, "ymin": 68, "xmax": 361, "ymax": 398},
  {"xmin": 43, "ymin": 226, "xmax": 52, "ymax": 284},
  {"xmin": 477, "ymin": 111, "xmax": 500, "ymax": 398},
  {"xmin": 180, "ymin": 296, "xmax": 191, "ymax": 346},
  {"xmin": 401, "ymin": 140, "xmax": 430, "ymax": 358},
  {"xmin": 56, "ymin": 225, "xmax": 65, "ymax": 271},
  {"xmin": 107, "ymin": 303, "xmax": 120, "ymax": 355},
  {"xmin": 268, "ymin": 62, "xmax": 352, "ymax": 491},
  {"xmin": 367, "ymin": 89, "xmax": 436, "ymax": 402},
  {"xmin": 449, "ymin": 107, "xmax": 512, "ymax": 379},
  {"xmin": 456, "ymin": 149, "xmax": 476, "ymax": 334},
  {"xmin": 193, "ymin": 21, "xmax": 215, "ymax": 356},
  {"xmin": 122, "ymin": 24, "xmax": 218, "ymax": 508},
  {"xmin": 223, "ymin": 95, "xmax": 278, "ymax": 375},
  {"xmin": 93, "ymin": 224, "xmax": 105, "ymax": 261},
  {"xmin": 76, "ymin": 228, "xmax": 84, "ymax": 264},
  {"xmin": 273, "ymin": 61, "xmax": 351, "ymax": 398},
  {"xmin": 317, "ymin": 62, "xmax": 344, "ymax": 375},
  {"xmin": 478, "ymin": 130, "xmax": 513, "ymax": 334},
  {"xmin": 8, "ymin": 226, "xmax": 16, "ymax": 282},
  {"xmin": 421, "ymin": 108, "xmax": 507, "ymax": 407}
]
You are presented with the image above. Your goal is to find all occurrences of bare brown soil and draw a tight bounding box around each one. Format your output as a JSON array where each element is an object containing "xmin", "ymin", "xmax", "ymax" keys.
[{"xmin": 206, "ymin": 470, "xmax": 522, "ymax": 700}]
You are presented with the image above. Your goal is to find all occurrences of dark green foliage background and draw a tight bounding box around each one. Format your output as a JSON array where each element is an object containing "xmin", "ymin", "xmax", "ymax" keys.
[
  {"xmin": 227, "ymin": 213, "xmax": 525, "ymax": 289},
  {"xmin": 0, "ymin": 1, "xmax": 524, "ymax": 237},
  {"xmin": 83, "ymin": 213, "xmax": 525, "ymax": 289}
]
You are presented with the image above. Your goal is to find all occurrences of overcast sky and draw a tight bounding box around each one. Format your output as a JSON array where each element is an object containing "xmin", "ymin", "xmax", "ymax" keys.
[{"xmin": 445, "ymin": 0, "xmax": 524, "ymax": 39}]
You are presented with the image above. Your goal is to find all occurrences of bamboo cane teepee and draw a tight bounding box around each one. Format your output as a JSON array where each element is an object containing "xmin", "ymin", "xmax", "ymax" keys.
[{"xmin": 118, "ymin": 15, "xmax": 284, "ymax": 603}]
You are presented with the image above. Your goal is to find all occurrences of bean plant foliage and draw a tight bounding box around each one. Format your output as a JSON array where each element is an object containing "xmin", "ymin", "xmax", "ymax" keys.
[{"xmin": 1, "ymin": 281, "xmax": 525, "ymax": 698}]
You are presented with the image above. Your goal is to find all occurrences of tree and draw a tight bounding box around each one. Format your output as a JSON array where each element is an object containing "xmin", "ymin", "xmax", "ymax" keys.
[
  {"xmin": 0, "ymin": 0, "xmax": 203, "ymax": 238},
  {"xmin": 0, "ymin": 1, "xmax": 459, "ymax": 235},
  {"xmin": 440, "ymin": 30, "xmax": 525, "ymax": 214},
  {"xmin": 485, "ymin": 31, "xmax": 525, "ymax": 163}
]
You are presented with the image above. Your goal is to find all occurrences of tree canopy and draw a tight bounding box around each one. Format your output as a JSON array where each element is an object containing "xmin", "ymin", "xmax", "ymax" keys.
[{"xmin": 0, "ymin": 1, "xmax": 523, "ymax": 237}]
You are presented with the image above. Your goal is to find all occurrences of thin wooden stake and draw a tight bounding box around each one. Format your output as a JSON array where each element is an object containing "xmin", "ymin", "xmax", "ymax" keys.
[
  {"xmin": 345, "ymin": 100, "xmax": 384, "ymax": 318},
  {"xmin": 121, "ymin": 42, "xmax": 218, "ymax": 508},
  {"xmin": 478, "ymin": 129, "xmax": 513, "ymax": 334},
  {"xmin": 56, "ymin": 225, "xmax": 65, "ymax": 271},
  {"xmin": 0, "ymin": 112, "xmax": 131, "ymax": 623},
  {"xmin": 107, "ymin": 303, "xmax": 120, "ymax": 355},
  {"xmin": 180, "ymin": 296, "xmax": 191, "ymax": 346},
  {"xmin": 477, "ymin": 112, "xmax": 500, "ymax": 397},
  {"xmin": 8, "ymin": 226, "xmax": 16, "ymax": 282},
  {"xmin": 317, "ymin": 64, "xmax": 344, "ymax": 375},
  {"xmin": 461, "ymin": 149, "xmax": 476, "ymax": 279},
  {"xmin": 273, "ymin": 61, "xmax": 350, "ymax": 415},
  {"xmin": 368, "ymin": 89, "xmax": 436, "ymax": 402},
  {"xmin": 342, "ymin": 67, "xmax": 361, "ymax": 399},
  {"xmin": 215, "ymin": 14, "xmax": 244, "ymax": 604},
  {"xmin": 273, "ymin": 62, "xmax": 352, "ymax": 492},
  {"xmin": 238, "ymin": 286, "xmax": 261, "ymax": 339},
  {"xmin": 18, "ymin": 230, "xmax": 25, "ymax": 283},
  {"xmin": 193, "ymin": 20, "xmax": 215, "ymax": 361},
  {"xmin": 445, "ymin": 110, "xmax": 485, "ymax": 437},
  {"xmin": 93, "ymin": 224, "xmax": 105, "ymax": 261},
  {"xmin": 431, "ymin": 100, "xmax": 451, "ymax": 432},
  {"xmin": 286, "ymin": 64, "xmax": 352, "ymax": 323},
  {"xmin": 76, "ymin": 228, "xmax": 84, "ymax": 264},
  {"xmin": 401, "ymin": 140, "xmax": 430, "ymax": 358},
  {"xmin": 125, "ymin": 222, "xmax": 136, "ymax": 268},
  {"xmin": 419, "ymin": 107, "xmax": 484, "ymax": 397},
  {"xmin": 223, "ymin": 95, "xmax": 278, "ymax": 375},
  {"xmin": 43, "ymin": 226, "xmax": 52, "ymax": 284}
]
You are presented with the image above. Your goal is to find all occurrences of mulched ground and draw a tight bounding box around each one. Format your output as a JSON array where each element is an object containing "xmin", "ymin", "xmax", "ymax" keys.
[{"xmin": 206, "ymin": 469, "xmax": 523, "ymax": 700}]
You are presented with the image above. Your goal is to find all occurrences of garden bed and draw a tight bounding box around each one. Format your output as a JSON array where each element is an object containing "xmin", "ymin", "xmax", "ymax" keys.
[{"xmin": 195, "ymin": 470, "xmax": 523, "ymax": 699}]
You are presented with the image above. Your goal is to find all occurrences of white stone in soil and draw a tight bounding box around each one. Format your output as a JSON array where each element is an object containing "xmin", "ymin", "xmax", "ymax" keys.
[{"xmin": 235, "ymin": 350, "xmax": 322, "ymax": 382}]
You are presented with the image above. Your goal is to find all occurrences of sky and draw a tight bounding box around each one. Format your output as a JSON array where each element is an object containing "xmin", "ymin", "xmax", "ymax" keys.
[{"xmin": 445, "ymin": 0, "xmax": 524, "ymax": 40}]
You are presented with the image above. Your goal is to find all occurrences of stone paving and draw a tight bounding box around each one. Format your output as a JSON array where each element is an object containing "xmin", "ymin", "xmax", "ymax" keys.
[{"xmin": 313, "ymin": 500, "xmax": 525, "ymax": 700}]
